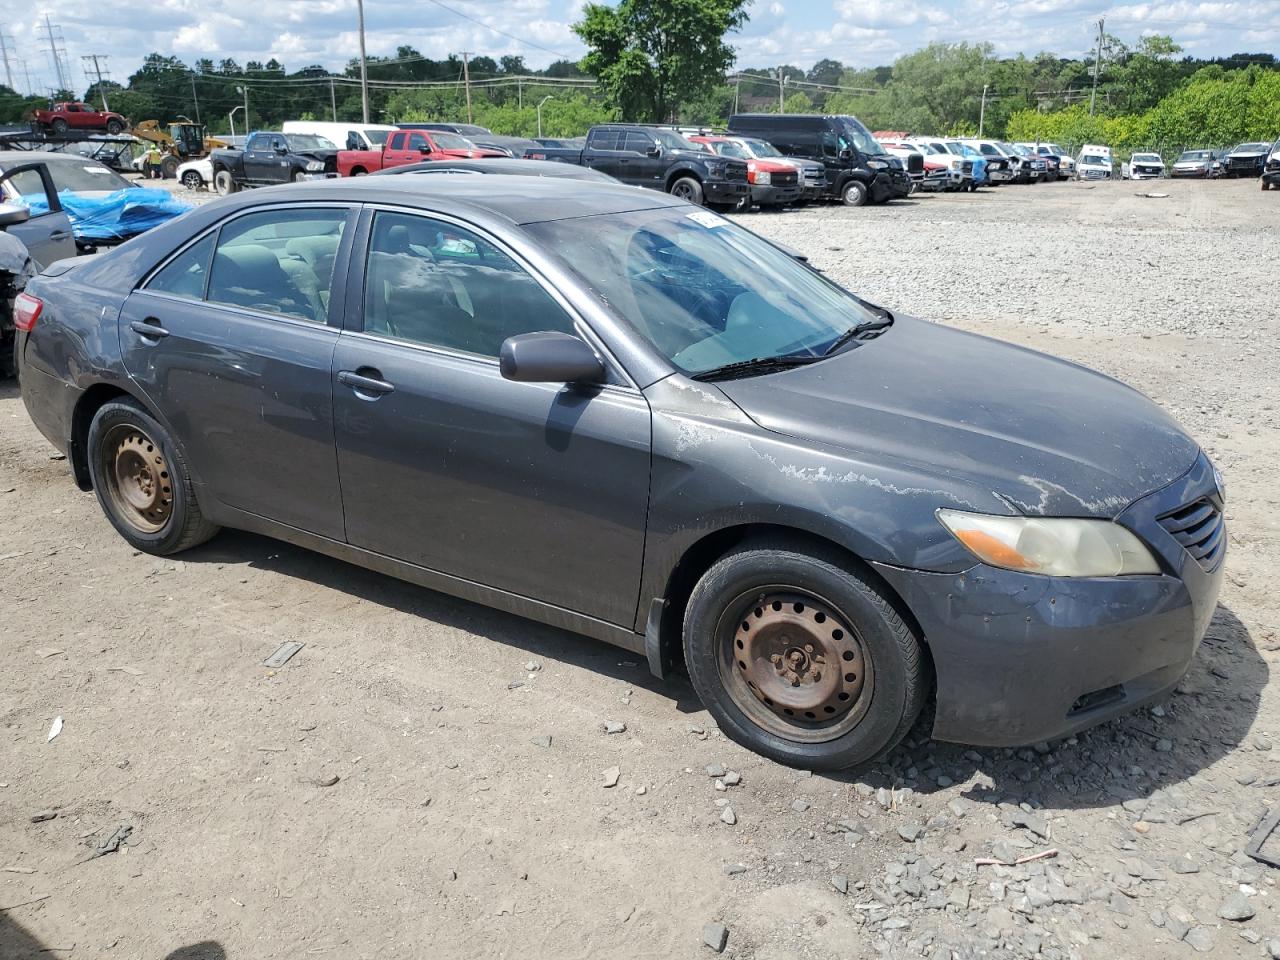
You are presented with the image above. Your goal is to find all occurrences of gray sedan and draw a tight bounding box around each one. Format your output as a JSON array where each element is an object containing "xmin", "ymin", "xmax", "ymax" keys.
[{"xmin": 15, "ymin": 175, "xmax": 1224, "ymax": 769}]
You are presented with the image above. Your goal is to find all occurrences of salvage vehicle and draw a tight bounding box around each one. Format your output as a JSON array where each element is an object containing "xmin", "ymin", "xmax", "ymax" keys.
[
  {"xmin": 14, "ymin": 175, "xmax": 1226, "ymax": 769},
  {"xmin": 1016, "ymin": 143, "xmax": 1073, "ymax": 180},
  {"xmin": 1076, "ymin": 145, "xmax": 1114, "ymax": 180},
  {"xmin": 1222, "ymin": 142, "xmax": 1271, "ymax": 178},
  {"xmin": 32, "ymin": 101, "xmax": 128, "ymax": 136},
  {"xmin": 372, "ymin": 157, "xmax": 618, "ymax": 182},
  {"xmin": 719, "ymin": 137, "xmax": 827, "ymax": 203},
  {"xmin": 959, "ymin": 140, "xmax": 1015, "ymax": 183},
  {"xmin": 1263, "ymin": 139, "xmax": 1280, "ymax": 191},
  {"xmin": 338, "ymin": 128, "xmax": 505, "ymax": 176},
  {"xmin": 176, "ymin": 157, "xmax": 213, "ymax": 190},
  {"xmin": 940, "ymin": 141, "xmax": 990, "ymax": 186},
  {"xmin": 1170, "ymin": 150, "xmax": 1215, "ymax": 179},
  {"xmin": 394, "ymin": 123, "xmax": 538, "ymax": 158},
  {"xmin": 689, "ymin": 135, "xmax": 801, "ymax": 209},
  {"xmin": 1002, "ymin": 144, "xmax": 1046, "ymax": 183},
  {"xmin": 283, "ymin": 121, "xmax": 397, "ymax": 152},
  {"xmin": 728, "ymin": 114, "xmax": 912, "ymax": 206},
  {"xmin": 209, "ymin": 131, "xmax": 339, "ymax": 195},
  {"xmin": 526, "ymin": 124, "xmax": 749, "ymax": 209},
  {"xmin": 1124, "ymin": 152, "xmax": 1166, "ymax": 180},
  {"xmin": 896, "ymin": 139, "xmax": 975, "ymax": 191}
]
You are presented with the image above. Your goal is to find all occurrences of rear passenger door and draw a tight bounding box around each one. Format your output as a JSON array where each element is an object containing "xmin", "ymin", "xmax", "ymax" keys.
[
  {"xmin": 118, "ymin": 205, "xmax": 355, "ymax": 539},
  {"xmin": 330, "ymin": 207, "xmax": 652, "ymax": 626},
  {"xmin": 584, "ymin": 129, "xmax": 623, "ymax": 178}
]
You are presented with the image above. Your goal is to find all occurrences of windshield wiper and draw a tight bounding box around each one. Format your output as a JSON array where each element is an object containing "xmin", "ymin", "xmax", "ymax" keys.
[
  {"xmin": 691, "ymin": 354, "xmax": 823, "ymax": 382},
  {"xmin": 823, "ymin": 315, "xmax": 895, "ymax": 356}
]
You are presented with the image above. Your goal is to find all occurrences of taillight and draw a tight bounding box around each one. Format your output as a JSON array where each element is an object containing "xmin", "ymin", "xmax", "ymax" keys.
[{"xmin": 13, "ymin": 292, "xmax": 43, "ymax": 332}]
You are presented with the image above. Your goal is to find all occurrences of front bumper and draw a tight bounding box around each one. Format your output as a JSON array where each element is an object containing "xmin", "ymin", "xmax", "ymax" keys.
[
  {"xmin": 874, "ymin": 454, "xmax": 1224, "ymax": 747},
  {"xmin": 704, "ymin": 180, "xmax": 750, "ymax": 203},
  {"xmin": 1170, "ymin": 167, "xmax": 1209, "ymax": 178},
  {"xmin": 750, "ymin": 183, "xmax": 801, "ymax": 205}
]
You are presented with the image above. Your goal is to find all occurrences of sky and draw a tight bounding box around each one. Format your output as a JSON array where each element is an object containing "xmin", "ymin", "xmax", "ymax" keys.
[{"xmin": 2, "ymin": 0, "xmax": 1276, "ymax": 97}]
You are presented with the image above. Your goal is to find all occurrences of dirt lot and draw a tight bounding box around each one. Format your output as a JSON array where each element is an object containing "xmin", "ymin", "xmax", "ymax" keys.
[{"xmin": 2, "ymin": 177, "xmax": 1279, "ymax": 960}]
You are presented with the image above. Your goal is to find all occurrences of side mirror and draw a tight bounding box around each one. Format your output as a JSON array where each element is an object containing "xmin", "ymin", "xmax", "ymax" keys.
[
  {"xmin": 275, "ymin": 145, "xmax": 289, "ymax": 156},
  {"xmin": 839, "ymin": 148, "xmax": 854, "ymax": 160},
  {"xmin": 0, "ymin": 203, "xmax": 31, "ymax": 227},
  {"xmin": 500, "ymin": 331, "xmax": 605, "ymax": 384},
  {"xmin": 646, "ymin": 145, "xmax": 661, "ymax": 158}
]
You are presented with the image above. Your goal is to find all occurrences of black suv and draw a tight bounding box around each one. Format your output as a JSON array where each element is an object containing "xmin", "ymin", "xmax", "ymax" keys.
[{"xmin": 726, "ymin": 113, "xmax": 911, "ymax": 206}]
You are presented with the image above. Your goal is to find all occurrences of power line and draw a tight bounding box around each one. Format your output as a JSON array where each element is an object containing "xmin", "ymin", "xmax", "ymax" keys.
[{"xmin": 419, "ymin": 0, "xmax": 572, "ymax": 60}]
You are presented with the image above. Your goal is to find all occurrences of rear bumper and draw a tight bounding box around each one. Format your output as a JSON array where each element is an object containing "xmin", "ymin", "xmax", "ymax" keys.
[
  {"xmin": 874, "ymin": 454, "xmax": 1224, "ymax": 747},
  {"xmin": 704, "ymin": 181, "xmax": 750, "ymax": 203},
  {"xmin": 750, "ymin": 183, "xmax": 801, "ymax": 205}
]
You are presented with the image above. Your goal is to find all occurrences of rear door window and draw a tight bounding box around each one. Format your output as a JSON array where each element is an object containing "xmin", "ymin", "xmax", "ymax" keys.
[
  {"xmin": 588, "ymin": 130, "xmax": 620, "ymax": 151},
  {"xmin": 147, "ymin": 234, "xmax": 215, "ymax": 300}
]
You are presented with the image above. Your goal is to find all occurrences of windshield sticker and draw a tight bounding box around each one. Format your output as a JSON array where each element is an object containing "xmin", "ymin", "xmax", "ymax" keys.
[
  {"xmin": 83, "ymin": 166, "xmax": 111, "ymax": 174},
  {"xmin": 686, "ymin": 211, "xmax": 727, "ymax": 229}
]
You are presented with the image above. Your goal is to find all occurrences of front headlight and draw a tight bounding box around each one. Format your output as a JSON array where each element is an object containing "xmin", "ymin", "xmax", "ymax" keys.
[
  {"xmin": 936, "ymin": 510, "xmax": 1160, "ymax": 577},
  {"xmin": 949, "ymin": 158, "xmax": 962, "ymax": 170},
  {"xmin": 755, "ymin": 170, "xmax": 771, "ymax": 185},
  {"xmin": 867, "ymin": 158, "xmax": 889, "ymax": 170},
  {"xmin": 305, "ymin": 160, "xmax": 324, "ymax": 172}
]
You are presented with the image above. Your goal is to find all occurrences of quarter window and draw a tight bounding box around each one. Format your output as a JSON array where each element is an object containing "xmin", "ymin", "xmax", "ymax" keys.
[
  {"xmin": 205, "ymin": 208, "xmax": 347, "ymax": 322},
  {"xmin": 363, "ymin": 211, "xmax": 575, "ymax": 357},
  {"xmin": 147, "ymin": 233, "xmax": 215, "ymax": 300}
]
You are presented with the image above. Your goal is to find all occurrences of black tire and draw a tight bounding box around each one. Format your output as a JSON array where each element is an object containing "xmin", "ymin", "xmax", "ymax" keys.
[
  {"xmin": 106, "ymin": 119, "xmax": 124, "ymax": 135},
  {"xmin": 292, "ymin": 169, "xmax": 308, "ymax": 183},
  {"xmin": 213, "ymin": 169, "xmax": 238, "ymax": 196},
  {"xmin": 669, "ymin": 176, "xmax": 703, "ymax": 205},
  {"xmin": 51, "ymin": 118, "xmax": 68, "ymax": 136},
  {"xmin": 160, "ymin": 156, "xmax": 179, "ymax": 180},
  {"xmin": 87, "ymin": 397, "xmax": 219, "ymax": 555},
  {"xmin": 181, "ymin": 170, "xmax": 204, "ymax": 190},
  {"xmin": 840, "ymin": 180, "xmax": 868, "ymax": 207},
  {"xmin": 683, "ymin": 539, "xmax": 928, "ymax": 770}
]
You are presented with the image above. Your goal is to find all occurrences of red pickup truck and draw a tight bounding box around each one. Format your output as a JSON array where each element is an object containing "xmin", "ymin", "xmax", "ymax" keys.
[
  {"xmin": 33, "ymin": 102, "xmax": 128, "ymax": 136},
  {"xmin": 338, "ymin": 128, "xmax": 506, "ymax": 176}
]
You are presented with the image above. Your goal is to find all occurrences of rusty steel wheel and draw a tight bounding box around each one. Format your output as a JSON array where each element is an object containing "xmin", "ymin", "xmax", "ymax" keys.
[
  {"xmin": 102, "ymin": 425, "xmax": 174, "ymax": 534},
  {"xmin": 719, "ymin": 590, "xmax": 874, "ymax": 743}
]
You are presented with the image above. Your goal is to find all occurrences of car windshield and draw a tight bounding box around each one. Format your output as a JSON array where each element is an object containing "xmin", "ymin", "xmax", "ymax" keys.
[
  {"xmin": 1236, "ymin": 143, "xmax": 1269, "ymax": 152},
  {"xmin": 742, "ymin": 138, "xmax": 782, "ymax": 158},
  {"xmin": 653, "ymin": 129, "xmax": 695, "ymax": 151},
  {"xmin": 525, "ymin": 206, "xmax": 880, "ymax": 376},
  {"xmin": 431, "ymin": 133, "xmax": 473, "ymax": 150},
  {"xmin": 712, "ymin": 141, "xmax": 750, "ymax": 160},
  {"xmin": 1133, "ymin": 154, "xmax": 1161, "ymax": 163},
  {"xmin": 364, "ymin": 130, "xmax": 391, "ymax": 146},
  {"xmin": 1179, "ymin": 151, "xmax": 1210, "ymax": 161},
  {"xmin": 1080, "ymin": 154, "xmax": 1108, "ymax": 165},
  {"xmin": 4, "ymin": 159, "xmax": 132, "ymax": 194},
  {"xmin": 835, "ymin": 117, "xmax": 884, "ymax": 156},
  {"xmin": 285, "ymin": 135, "xmax": 336, "ymax": 152},
  {"xmin": 955, "ymin": 144, "xmax": 981, "ymax": 158}
]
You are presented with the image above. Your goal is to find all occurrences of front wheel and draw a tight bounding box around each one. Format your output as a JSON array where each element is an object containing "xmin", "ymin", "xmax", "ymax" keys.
[
  {"xmin": 683, "ymin": 541, "xmax": 928, "ymax": 770},
  {"xmin": 51, "ymin": 118, "xmax": 68, "ymax": 136},
  {"xmin": 87, "ymin": 398, "xmax": 220, "ymax": 555},
  {"xmin": 840, "ymin": 180, "xmax": 868, "ymax": 207},
  {"xmin": 160, "ymin": 156, "xmax": 179, "ymax": 180},
  {"xmin": 213, "ymin": 169, "xmax": 238, "ymax": 196},
  {"xmin": 292, "ymin": 170, "xmax": 308, "ymax": 183},
  {"xmin": 106, "ymin": 119, "xmax": 124, "ymax": 135},
  {"xmin": 181, "ymin": 170, "xmax": 204, "ymax": 190},
  {"xmin": 668, "ymin": 176, "xmax": 704, "ymax": 205}
]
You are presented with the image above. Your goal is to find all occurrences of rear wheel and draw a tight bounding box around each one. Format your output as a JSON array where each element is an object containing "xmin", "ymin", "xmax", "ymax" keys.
[
  {"xmin": 87, "ymin": 398, "xmax": 219, "ymax": 555},
  {"xmin": 683, "ymin": 540, "xmax": 927, "ymax": 770},
  {"xmin": 214, "ymin": 169, "xmax": 238, "ymax": 196},
  {"xmin": 669, "ymin": 176, "xmax": 704, "ymax": 205},
  {"xmin": 160, "ymin": 156, "xmax": 179, "ymax": 180},
  {"xmin": 51, "ymin": 118, "xmax": 68, "ymax": 136},
  {"xmin": 840, "ymin": 180, "xmax": 868, "ymax": 207}
]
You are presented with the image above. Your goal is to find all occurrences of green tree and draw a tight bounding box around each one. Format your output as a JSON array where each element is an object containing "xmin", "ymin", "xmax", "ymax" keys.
[{"xmin": 574, "ymin": 0, "xmax": 750, "ymax": 121}]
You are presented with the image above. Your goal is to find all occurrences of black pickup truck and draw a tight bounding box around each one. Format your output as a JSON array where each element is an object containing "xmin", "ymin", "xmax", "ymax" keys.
[
  {"xmin": 525, "ymin": 125, "xmax": 749, "ymax": 208},
  {"xmin": 210, "ymin": 131, "xmax": 339, "ymax": 196}
]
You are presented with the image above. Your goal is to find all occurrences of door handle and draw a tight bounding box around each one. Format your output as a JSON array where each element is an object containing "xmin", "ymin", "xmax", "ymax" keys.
[
  {"xmin": 130, "ymin": 317, "xmax": 169, "ymax": 340},
  {"xmin": 338, "ymin": 368, "xmax": 395, "ymax": 397}
]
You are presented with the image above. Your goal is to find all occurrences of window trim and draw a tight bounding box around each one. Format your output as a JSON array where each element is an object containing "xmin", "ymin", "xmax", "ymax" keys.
[
  {"xmin": 138, "ymin": 202, "xmax": 358, "ymax": 329},
  {"xmin": 349, "ymin": 203, "xmax": 639, "ymax": 392}
]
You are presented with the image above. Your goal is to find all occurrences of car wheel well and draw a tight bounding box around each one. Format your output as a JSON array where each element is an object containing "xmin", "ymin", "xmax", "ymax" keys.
[
  {"xmin": 70, "ymin": 383, "xmax": 136, "ymax": 491},
  {"xmin": 655, "ymin": 523, "xmax": 926, "ymax": 676},
  {"xmin": 665, "ymin": 169, "xmax": 702, "ymax": 191}
]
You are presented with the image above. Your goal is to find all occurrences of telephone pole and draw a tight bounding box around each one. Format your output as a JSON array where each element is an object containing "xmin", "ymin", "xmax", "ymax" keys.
[
  {"xmin": 82, "ymin": 54, "xmax": 110, "ymax": 110},
  {"xmin": 978, "ymin": 83, "xmax": 989, "ymax": 137},
  {"xmin": 775, "ymin": 68, "xmax": 786, "ymax": 112},
  {"xmin": 0, "ymin": 33, "xmax": 16, "ymax": 92},
  {"xmin": 1089, "ymin": 17, "xmax": 1105, "ymax": 115},
  {"xmin": 356, "ymin": 0, "xmax": 370, "ymax": 122},
  {"xmin": 329, "ymin": 76, "xmax": 337, "ymax": 121},
  {"xmin": 461, "ymin": 51, "xmax": 473, "ymax": 123},
  {"xmin": 190, "ymin": 71, "xmax": 201, "ymax": 123},
  {"xmin": 42, "ymin": 16, "xmax": 69, "ymax": 94}
]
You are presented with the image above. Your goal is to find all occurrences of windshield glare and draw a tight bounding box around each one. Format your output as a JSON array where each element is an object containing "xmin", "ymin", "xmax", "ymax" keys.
[
  {"xmin": 1133, "ymin": 154, "xmax": 1161, "ymax": 163},
  {"xmin": 1081, "ymin": 154, "xmax": 1108, "ymax": 165},
  {"xmin": 1179, "ymin": 151, "xmax": 1209, "ymax": 161},
  {"xmin": 836, "ymin": 117, "xmax": 884, "ymax": 156},
  {"xmin": 286, "ymin": 135, "xmax": 336, "ymax": 151},
  {"xmin": 525, "ymin": 207, "xmax": 878, "ymax": 375},
  {"xmin": 712, "ymin": 141, "xmax": 750, "ymax": 160},
  {"xmin": 432, "ymin": 133, "xmax": 473, "ymax": 150},
  {"xmin": 653, "ymin": 129, "xmax": 695, "ymax": 151},
  {"xmin": 743, "ymin": 138, "xmax": 781, "ymax": 158}
]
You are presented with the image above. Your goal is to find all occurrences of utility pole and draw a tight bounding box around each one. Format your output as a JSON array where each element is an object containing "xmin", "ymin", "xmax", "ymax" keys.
[
  {"xmin": 20, "ymin": 58, "xmax": 36, "ymax": 97},
  {"xmin": 329, "ymin": 77, "xmax": 337, "ymax": 121},
  {"xmin": 0, "ymin": 33, "xmax": 16, "ymax": 92},
  {"xmin": 978, "ymin": 83, "xmax": 989, "ymax": 137},
  {"xmin": 733, "ymin": 75, "xmax": 740, "ymax": 115},
  {"xmin": 775, "ymin": 68, "xmax": 786, "ymax": 112},
  {"xmin": 42, "ymin": 16, "xmax": 69, "ymax": 94},
  {"xmin": 82, "ymin": 55, "xmax": 110, "ymax": 110},
  {"xmin": 356, "ymin": 0, "xmax": 370, "ymax": 122},
  {"xmin": 236, "ymin": 84, "xmax": 249, "ymax": 134},
  {"xmin": 190, "ymin": 71, "xmax": 201, "ymax": 123},
  {"xmin": 517, "ymin": 77, "xmax": 522, "ymax": 110},
  {"xmin": 461, "ymin": 51, "xmax": 473, "ymax": 123},
  {"xmin": 1089, "ymin": 17, "xmax": 1105, "ymax": 116}
]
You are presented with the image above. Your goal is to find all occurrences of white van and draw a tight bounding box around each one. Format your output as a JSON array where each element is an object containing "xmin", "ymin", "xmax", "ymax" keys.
[
  {"xmin": 1076, "ymin": 144, "xmax": 1113, "ymax": 181},
  {"xmin": 282, "ymin": 121, "xmax": 398, "ymax": 152}
]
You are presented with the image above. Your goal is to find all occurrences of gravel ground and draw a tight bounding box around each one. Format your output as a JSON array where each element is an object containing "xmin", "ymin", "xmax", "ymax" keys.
[{"xmin": 2, "ymin": 176, "xmax": 1279, "ymax": 960}]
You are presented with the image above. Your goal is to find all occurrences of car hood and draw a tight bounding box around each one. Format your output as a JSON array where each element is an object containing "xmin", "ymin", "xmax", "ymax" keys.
[
  {"xmin": 714, "ymin": 316, "xmax": 1200, "ymax": 518},
  {"xmin": 297, "ymin": 149, "xmax": 339, "ymax": 161}
]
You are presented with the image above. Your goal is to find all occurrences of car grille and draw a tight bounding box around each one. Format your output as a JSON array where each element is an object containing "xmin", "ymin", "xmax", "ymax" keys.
[
  {"xmin": 960, "ymin": 161, "xmax": 973, "ymax": 175},
  {"xmin": 1158, "ymin": 498, "xmax": 1225, "ymax": 570},
  {"xmin": 1083, "ymin": 168, "xmax": 1109, "ymax": 179},
  {"xmin": 1135, "ymin": 165, "xmax": 1161, "ymax": 175},
  {"xmin": 987, "ymin": 158, "xmax": 1008, "ymax": 171},
  {"xmin": 725, "ymin": 161, "xmax": 749, "ymax": 182},
  {"xmin": 773, "ymin": 170, "xmax": 797, "ymax": 187},
  {"xmin": 1228, "ymin": 156, "xmax": 1258, "ymax": 171},
  {"xmin": 803, "ymin": 168, "xmax": 826, "ymax": 186}
]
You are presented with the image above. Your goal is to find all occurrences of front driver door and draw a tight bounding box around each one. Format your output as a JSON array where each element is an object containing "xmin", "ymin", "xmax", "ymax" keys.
[
  {"xmin": 331, "ymin": 208, "xmax": 652, "ymax": 626},
  {"xmin": 119, "ymin": 204, "xmax": 355, "ymax": 539}
]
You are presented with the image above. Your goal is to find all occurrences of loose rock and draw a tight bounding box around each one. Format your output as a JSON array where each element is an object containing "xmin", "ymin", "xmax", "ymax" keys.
[{"xmin": 702, "ymin": 922, "xmax": 729, "ymax": 953}]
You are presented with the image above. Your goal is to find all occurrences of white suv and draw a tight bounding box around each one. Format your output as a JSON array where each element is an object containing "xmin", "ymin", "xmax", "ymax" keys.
[{"xmin": 1124, "ymin": 153, "xmax": 1166, "ymax": 180}]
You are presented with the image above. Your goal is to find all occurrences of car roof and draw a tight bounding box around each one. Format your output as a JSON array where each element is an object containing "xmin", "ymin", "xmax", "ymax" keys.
[
  {"xmin": 241, "ymin": 173, "xmax": 682, "ymax": 225},
  {"xmin": 373, "ymin": 158, "xmax": 616, "ymax": 181},
  {"xmin": 0, "ymin": 149, "xmax": 116, "ymax": 166}
]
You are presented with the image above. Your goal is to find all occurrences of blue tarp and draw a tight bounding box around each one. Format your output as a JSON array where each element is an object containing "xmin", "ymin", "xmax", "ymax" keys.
[{"xmin": 23, "ymin": 188, "xmax": 191, "ymax": 242}]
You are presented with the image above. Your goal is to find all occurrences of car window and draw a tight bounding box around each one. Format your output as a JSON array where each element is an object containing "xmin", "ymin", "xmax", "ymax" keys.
[
  {"xmin": 147, "ymin": 234, "xmax": 216, "ymax": 300},
  {"xmin": 363, "ymin": 211, "xmax": 575, "ymax": 358},
  {"xmin": 205, "ymin": 208, "xmax": 348, "ymax": 323},
  {"xmin": 588, "ymin": 130, "xmax": 620, "ymax": 150},
  {"xmin": 5, "ymin": 161, "xmax": 130, "ymax": 195},
  {"xmin": 623, "ymin": 132, "xmax": 654, "ymax": 153},
  {"xmin": 407, "ymin": 132, "xmax": 430, "ymax": 152}
]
